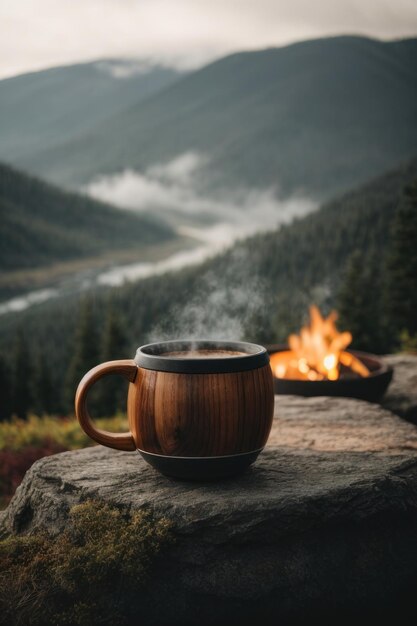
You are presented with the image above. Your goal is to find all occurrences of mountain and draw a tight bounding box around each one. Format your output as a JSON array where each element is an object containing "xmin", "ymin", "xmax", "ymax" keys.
[
  {"xmin": 0, "ymin": 59, "xmax": 183, "ymax": 164},
  {"xmin": 17, "ymin": 36, "xmax": 417, "ymax": 200},
  {"xmin": 0, "ymin": 158, "xmax": 415, "ymax": 407},
  {"xmin": 0, "ymin": 163, "xmax": 174, "ymax": 272}
]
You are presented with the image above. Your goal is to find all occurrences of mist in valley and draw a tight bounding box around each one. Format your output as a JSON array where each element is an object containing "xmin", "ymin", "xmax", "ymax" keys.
[
  {"xmin": 85, "ymin": 151, "xmax": 317, "ymax": 244},
  {"xmin": 0, "ymin": 153, "xmax": 316, "ymax": 314}
]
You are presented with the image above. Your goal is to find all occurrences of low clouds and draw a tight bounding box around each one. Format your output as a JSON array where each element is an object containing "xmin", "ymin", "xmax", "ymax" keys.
[
  {"xmin": 85, "ymin": 151, "xmax": 317, "ymax": 289},
  {"xmin": 85, "ymin": 152, "xmax": 208, "ymax": 215},
  {"xmin": 95, "ymin": 59, "xmax": 164, "ymax": 79},
  {"xmin": 148, "ymin": 152, "xmax": 206, "ymax": 185},
  {"xmin": 85, "ymin": 151, "xmax": 317, "ymax": 241}
]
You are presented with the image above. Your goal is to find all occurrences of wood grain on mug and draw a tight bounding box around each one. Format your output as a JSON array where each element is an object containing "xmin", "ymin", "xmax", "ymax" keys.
[
  {"xmin": 129, "ymin": 365, "xmax": 274, "ymax": 457},
  {"xmin": 75, "ymin": 359, "xmax": 137, "ymax": 451},
  {"xmin": 76, "ymin": 358, "xmax": 274, "ymax": 457}
]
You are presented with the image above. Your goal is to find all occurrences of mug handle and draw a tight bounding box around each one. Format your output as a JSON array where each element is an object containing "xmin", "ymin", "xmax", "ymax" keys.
[{"xmin": 75, "ymin": 359, "xmax": 138, "ymax": 451}]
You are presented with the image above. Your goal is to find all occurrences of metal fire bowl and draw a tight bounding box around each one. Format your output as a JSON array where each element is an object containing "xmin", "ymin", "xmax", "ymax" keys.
[{"xmin": 267, "ymin": 345, "xmax": 393, "ymax": 403}]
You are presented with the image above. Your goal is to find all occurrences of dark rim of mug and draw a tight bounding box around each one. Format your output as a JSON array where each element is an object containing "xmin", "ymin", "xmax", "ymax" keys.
[
  {"xmin": 134, "ymin": 340, "xmax": 269, "ymax": 374},
  {"xmin": 137, "ymin": 446, "xmax": 264, "ymax": 460}
]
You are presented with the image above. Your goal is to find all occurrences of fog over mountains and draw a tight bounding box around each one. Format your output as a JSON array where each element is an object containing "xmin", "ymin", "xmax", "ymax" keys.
[
  {"xmin": 84, "ymin": 151, "xmax": 316, "ymax": 238},
  {"xmin": 8, "ymin": 35, "xmax": 416, "ymax": 207},
  {"xmin": 0, "ymin": 34, "xmax": 415, "ymax": 299}
]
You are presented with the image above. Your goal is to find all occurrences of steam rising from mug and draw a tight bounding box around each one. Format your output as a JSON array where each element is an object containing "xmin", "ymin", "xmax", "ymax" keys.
[{"xmin": 148, "ymin": 250, "xmax": 274, "ymax": 343}]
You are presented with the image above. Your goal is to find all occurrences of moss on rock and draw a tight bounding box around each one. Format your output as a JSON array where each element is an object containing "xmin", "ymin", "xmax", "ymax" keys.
[{"xmin": 0, "ymin": 500, "xmax": 173, "ymax": 625}]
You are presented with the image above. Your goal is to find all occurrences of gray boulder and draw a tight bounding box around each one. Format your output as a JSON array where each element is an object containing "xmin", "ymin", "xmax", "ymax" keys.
[
  {"xmin": 2, "ymin": 395, "xmax": 417, "ymax": 623},
  {"xmin": 382, "ymin": 354, "xmax": 417, "ymax": 421}
]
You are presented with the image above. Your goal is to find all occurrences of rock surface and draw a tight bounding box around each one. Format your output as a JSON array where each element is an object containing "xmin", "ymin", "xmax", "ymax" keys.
[
  {"xmin": 2, "ymin": 395, "xmax": 417, "ymax": 624},
  {"xmin": 382, "ymin": 354, "xmax": 417, "ymax": 421}
]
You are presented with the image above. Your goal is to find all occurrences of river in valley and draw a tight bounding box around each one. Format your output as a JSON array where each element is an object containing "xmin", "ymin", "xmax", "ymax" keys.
[{"xmin": 0, "ymin": 199, "xmax": 317, "ymax": 317}]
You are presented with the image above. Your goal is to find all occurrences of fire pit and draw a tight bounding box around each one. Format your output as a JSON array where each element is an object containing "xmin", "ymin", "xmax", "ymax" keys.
[{"xmin": 268, "ymin": 306, "xmax": 393, "ymax": 403}]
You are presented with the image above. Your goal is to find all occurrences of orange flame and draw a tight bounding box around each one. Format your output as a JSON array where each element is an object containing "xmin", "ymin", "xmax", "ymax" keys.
[{"xmin": 271, "ymin": 305, "xmax": 370, "ymax": 381}]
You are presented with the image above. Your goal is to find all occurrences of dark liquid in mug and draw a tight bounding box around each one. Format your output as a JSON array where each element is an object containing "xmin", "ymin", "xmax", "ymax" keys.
[{"xmin": 162, "ymin": 349, "xmax": 246, "ymax": 358}]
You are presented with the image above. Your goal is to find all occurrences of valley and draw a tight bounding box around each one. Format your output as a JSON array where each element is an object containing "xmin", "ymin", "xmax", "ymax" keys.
[
  {"xmin": 0, "ymin": 236, "xmax": 196, "ymax": 309},
  {"xmin": 0, "ymin": 162, "xmax": 178, "ymax": 299},
  {"xmin": 0, "ymin": 159, "xmax": 414, "ymax": 401}
]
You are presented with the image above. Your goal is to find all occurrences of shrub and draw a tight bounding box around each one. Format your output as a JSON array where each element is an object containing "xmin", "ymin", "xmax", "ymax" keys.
[
  {"xmin": 399, "ymin": 330, "xmax": 417, "ymax": 354},
  {"xmin": 0, "ymin": 414, "xmax": 129, "ymax": 508},
  {"xmin": 0, "ymin": 440, "xmax": 67, "ymax": 506},
  {"xmin": 0, "ymin": 500, "xmax": 173, "ymax": 625},
  {"xmin": 0, "ymin": 414, "xmax": 128, "ymax": 452}
]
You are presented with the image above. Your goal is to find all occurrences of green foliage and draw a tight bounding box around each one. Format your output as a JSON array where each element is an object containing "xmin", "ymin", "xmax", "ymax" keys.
[
  {"xmin": 0, "ymin": 414, "xmax": 128, "ymax": 452},
  {"xmin": 0, "ymin": 162, "xmax": 173, "ymax": 272},
  {"xmin": 95, "ymin": 308, "xmax": 129, "ymax": 416},
  {"xmin": 337, "ymin": 178, "xmax": 417, "ymax": 353},
  {"xmin": 0, "ymin": 356, "xmax": 11, "ymax": 421},
  {"xmin": 337, "ymin": 250, "xmax": 387, "ymax": 353},
  {"xmin": 385, "ymin": 180, "xmax": 417, "ymax": 343},
  {"xmin": 0, "ymin": 414, "xmax": 129, "ymax": 505},
  {"xmin": 32, "ymin": 352, "xmax": 57, "ymax": 415},
  {"xmin": 0, "ymin": 440, "xmax": 67, "ymax": 508},
  {"xmin": 11, "ymin": 332, "xmax": 32, "ymax": 420},
  {"xmin": 0, "ymin": 500, "xmax": 173, "ymax": 625},
  {"xmin": 64, "ymin": 300, "xmax": 100, "ymax": 411},
  {"xmin": 399, "ymin": 330, "xmax": 417, "ymax": 353}
]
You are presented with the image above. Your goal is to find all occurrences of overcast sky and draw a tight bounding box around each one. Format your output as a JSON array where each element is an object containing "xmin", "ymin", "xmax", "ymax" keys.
[{"xmin": 1, "ymin": 0, "xmax": 416, "ymax": 79}]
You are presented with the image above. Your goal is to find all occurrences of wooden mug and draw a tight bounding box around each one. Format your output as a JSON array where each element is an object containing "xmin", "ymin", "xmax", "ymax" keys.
[{"xmin": 75, "ymin": 340, "xmax": 274, "ymax": 479}]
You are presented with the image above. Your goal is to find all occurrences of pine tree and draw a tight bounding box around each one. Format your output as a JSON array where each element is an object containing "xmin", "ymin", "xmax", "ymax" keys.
[
  {"xmin": 11, "ymin": 331, "xmax": 33, "ymax": 419},
  {"xmin": 337, "ymin": 249, "xmax": 385, "ymax": 353},
  {"xmin": 64, "ymin": 301, "xmax": 100, "ymax": 413},
  {"xmin": 95, "ymin": 308, "xmax": 128, "ymax": 417},
  {"xmin": 0, "ymin": 355, "xmax": 12, "ymax": 421},
  {"xmin": 385, "ymin": 180, "xmax": 417, "ymax": 345},
  {"xmin": 32, "ymin": 352, "xmax": 56, "ymax": 415}
]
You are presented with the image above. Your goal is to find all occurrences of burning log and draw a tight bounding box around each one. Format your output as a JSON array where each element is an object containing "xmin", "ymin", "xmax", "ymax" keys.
[
  {"xmin": 268, "ymin": 305, "xmax": 393, "ymax": 401},
  {"xmin": 271, "ymin": 305, "xmax": 370, "ymax": 382}
]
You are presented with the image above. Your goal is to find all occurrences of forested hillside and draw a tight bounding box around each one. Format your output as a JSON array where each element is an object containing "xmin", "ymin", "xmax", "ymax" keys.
[
  {"xmin": 0, "ymin": 163, "xmax": 174, "ymax": 271},
  {"xmin": 20, "ymin": 37, "xmax": 417, "ymax": 200},
  {"xmin": 0, "ymin": 60, "xmax": 182, "ymax": 165},
  {"xmin": 0, "ymin": 159, "xmax": 415, "ymax": 416}
]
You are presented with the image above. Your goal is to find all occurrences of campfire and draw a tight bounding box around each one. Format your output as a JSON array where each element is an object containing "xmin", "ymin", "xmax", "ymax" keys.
[
  {"xmin": 271, "ymin": 305, "xmax": 370, "ymax": 382},
  {"xmin": 268, "ymin": 305, "xmax": 393, "ymax": 402}
]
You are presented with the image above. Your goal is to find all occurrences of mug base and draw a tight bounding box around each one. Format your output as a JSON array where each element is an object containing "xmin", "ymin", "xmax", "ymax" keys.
[{"xmin": 137, "ymin": 448, "xmax": 263, "ymax": 481}]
